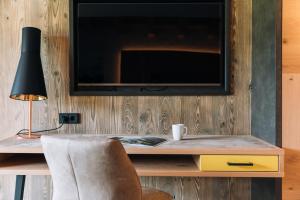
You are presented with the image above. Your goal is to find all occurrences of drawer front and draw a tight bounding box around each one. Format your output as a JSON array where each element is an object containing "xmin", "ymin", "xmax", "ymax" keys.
[{"xmin": 200, "ymin": 155, "xmax": 278, "ymax": 172}]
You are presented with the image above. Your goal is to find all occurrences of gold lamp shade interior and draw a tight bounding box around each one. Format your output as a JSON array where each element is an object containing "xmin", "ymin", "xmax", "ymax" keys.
[{"xmin": 10, "ymin": 94, "xmax": 47, "ymax": 101}]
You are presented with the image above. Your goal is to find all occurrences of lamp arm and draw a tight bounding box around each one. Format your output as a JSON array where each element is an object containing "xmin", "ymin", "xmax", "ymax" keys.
[{"xmin": 28, "ymin": 99, "xmax": 32, "ymax": 137}]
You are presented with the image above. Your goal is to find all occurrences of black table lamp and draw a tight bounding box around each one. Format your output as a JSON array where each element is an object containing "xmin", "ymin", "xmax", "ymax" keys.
[{"xmin": 10, "ymin": 27, "xmax": 47, "ymax": 139}]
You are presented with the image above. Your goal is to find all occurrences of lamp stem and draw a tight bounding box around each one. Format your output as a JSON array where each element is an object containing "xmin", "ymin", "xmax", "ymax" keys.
[{"xmin": 28, "ymin": 99, "xmax": 32, "ymax": 138}]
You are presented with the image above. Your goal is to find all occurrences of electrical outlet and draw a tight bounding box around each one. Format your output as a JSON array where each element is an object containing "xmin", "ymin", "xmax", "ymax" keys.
[{"xmin": 59, "ymin": 113, "xmax": 80, "ymax": 124}]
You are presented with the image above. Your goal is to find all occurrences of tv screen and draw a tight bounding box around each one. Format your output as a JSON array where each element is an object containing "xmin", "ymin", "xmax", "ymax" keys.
[
  {"xmin": 70, "ymin": 0, "xmax": 230, "ymax": 95},
  {"xmin": 120, "ymin": 50, "xmax": 221, "ymax": 84}
]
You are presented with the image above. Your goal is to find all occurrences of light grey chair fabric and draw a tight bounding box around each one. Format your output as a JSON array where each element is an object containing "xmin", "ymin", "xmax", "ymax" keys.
[{"xmin": 41, "ymin": 135, "xmax": 172, "ymax": 200}]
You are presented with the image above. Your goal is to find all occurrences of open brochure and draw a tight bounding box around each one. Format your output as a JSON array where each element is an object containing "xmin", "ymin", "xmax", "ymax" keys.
[{"xmin": 110, "ymin": 136, "xmax": 167, "ymax": 147}]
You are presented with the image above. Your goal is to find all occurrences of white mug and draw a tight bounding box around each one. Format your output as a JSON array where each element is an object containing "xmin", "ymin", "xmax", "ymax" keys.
[{"xmin": 172, "ymin": 124, "xmax": 187, "ymax": 140}]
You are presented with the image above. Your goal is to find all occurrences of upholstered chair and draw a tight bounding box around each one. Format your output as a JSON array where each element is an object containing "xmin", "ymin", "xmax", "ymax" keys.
[{"xmin": 41, "ymin": 135, "xmax": 173, "ymax": 200}]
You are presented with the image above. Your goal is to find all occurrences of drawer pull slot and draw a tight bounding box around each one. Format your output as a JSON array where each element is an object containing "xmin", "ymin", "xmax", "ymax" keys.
[{"xmin": 227, "ymin": 162, "xmax": 254, "ymax": 166}]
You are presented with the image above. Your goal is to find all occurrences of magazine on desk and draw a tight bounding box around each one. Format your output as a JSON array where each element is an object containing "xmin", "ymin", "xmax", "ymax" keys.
[{"xmin": 110, "ymin": 136, "xmax": 167, "ymax": 147}]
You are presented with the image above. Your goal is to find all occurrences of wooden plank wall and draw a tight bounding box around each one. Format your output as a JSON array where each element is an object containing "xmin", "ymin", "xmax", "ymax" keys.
[
  {"xmin": 282, "ymin": 0, "xmax": 300, "ymax": 199},
  {"xmin": 0, "ymin": 0, "xmax": 252, "ymax": 199}
]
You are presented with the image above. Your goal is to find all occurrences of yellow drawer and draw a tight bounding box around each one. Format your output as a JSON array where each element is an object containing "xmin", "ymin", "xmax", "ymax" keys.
[{"xmin": 199, "ymin": 155, "xmax": 278, "ymax": 172}]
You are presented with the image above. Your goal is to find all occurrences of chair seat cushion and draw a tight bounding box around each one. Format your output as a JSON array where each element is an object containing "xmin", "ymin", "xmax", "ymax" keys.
[{"xmin": 142, "ymin": 187, "xmax": 173, "ymax": 200}]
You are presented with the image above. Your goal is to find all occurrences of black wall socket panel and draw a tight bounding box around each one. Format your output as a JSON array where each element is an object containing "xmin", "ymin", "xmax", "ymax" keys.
[{"xmin": 59, "ymin": 113, "xmax": 80, "ymax": 124}]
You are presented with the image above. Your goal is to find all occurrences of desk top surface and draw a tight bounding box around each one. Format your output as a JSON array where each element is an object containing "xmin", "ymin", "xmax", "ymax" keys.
[{"xmin": 0, "ymin": 134, "xmax": 283, "ymax": 155}]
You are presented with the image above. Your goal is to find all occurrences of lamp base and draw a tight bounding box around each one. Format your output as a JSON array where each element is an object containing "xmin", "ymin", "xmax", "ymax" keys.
[{"xmin": 17, "ymin": 133, "xmax": 41, "ymax": 139}]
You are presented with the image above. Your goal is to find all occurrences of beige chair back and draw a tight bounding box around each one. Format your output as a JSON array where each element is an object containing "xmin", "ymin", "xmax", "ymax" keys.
[{"xmin": 41, "ymin": 135, "xmax": 142, "ymax": 200}]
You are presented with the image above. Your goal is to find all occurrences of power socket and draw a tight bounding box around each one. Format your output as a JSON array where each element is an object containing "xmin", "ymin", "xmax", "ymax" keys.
[{"xmin": 59, "ymin": 113, "xmax": 80, "ymax": 124}]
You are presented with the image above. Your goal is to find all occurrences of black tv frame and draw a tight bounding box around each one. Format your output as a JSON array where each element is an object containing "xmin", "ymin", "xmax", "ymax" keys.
[{"xmin": 69, "ymin": 0, "xmax": 231, "ymax": 96}]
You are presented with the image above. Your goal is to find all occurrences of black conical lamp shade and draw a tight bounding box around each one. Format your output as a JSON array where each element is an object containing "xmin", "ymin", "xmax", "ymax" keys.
[{"xmin": 10, "ymin": 27, "xmax": 47, "ymax": 101}]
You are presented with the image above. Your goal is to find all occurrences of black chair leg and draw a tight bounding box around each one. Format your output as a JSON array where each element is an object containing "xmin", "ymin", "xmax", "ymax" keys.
[{"xmin": 14, "ymin": 175, "xmax": 26, "ymax": 200}]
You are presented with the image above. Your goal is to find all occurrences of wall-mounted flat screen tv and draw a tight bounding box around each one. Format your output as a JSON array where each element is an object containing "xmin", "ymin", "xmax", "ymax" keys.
[{"xmin": 70, "ymin": 0, "xmax": 230, "ymax": 95}]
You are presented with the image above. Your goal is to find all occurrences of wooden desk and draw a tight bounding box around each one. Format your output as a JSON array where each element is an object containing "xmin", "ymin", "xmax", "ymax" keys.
[
  {"xmin": 0, "ymin": 135, "xmax": 284, "ymax": 177},
  {"xmin": 0, "ymin": 135, "xmax": 284, "ymax": 200}
]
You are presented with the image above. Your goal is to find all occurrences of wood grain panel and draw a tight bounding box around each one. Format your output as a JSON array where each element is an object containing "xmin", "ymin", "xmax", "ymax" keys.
[
  {"xmin": 283, "ymin": 1, "xmax": 300, "ymax": 199},
  {"xmin": 0, "ymin": 0, "xmax": 252, "ymax": 199},
  {"xmin": 282, "ymin": 73, "xmax": 300, "ymax": 200},
  {"xmin": 283, "ymin": 0, "xmax": 300, "ymax": 73}
]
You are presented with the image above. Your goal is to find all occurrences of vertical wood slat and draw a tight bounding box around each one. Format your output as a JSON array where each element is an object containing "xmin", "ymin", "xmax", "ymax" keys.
[
  {"xmin": 0, "ymin": 0, "xmax": 252, "ymax": 199},
  {"xmin": 282, "ymin": 1, "xmax": 300, "ymax": 199},
  {"xmin": 282, "ymin": 73, "xmax": 300, "ymax": 200},
  {"xmin": 282, "ymin": 0, "xmax": 300, "ymax": 73}
]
